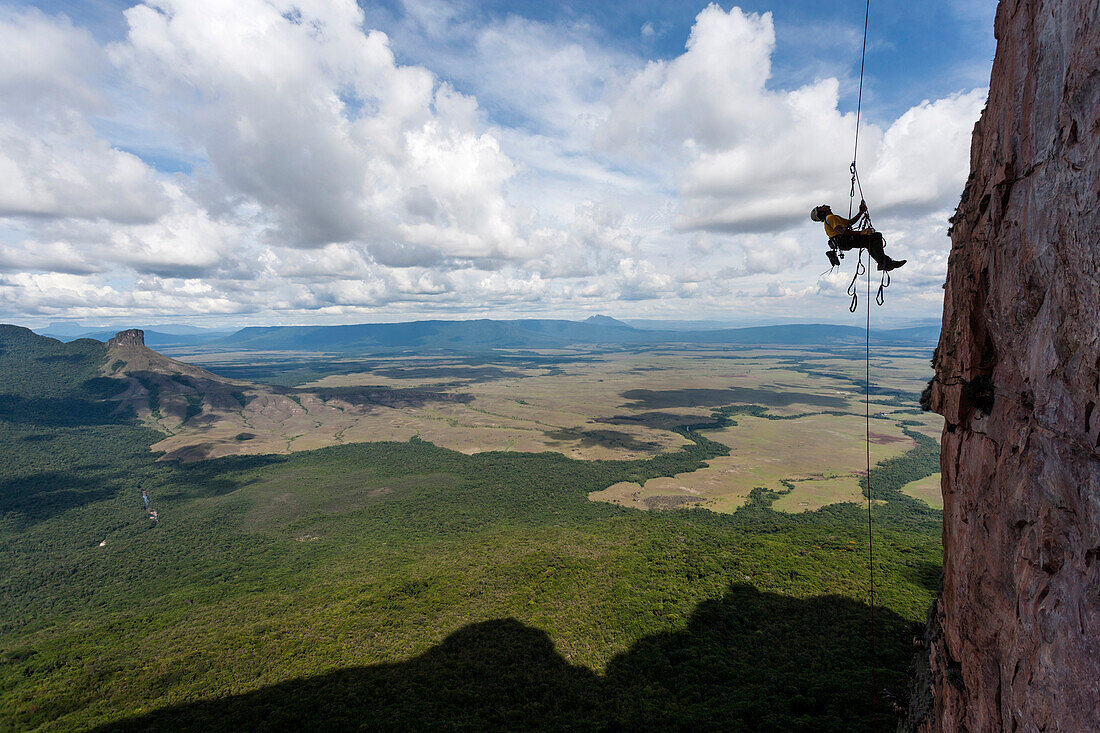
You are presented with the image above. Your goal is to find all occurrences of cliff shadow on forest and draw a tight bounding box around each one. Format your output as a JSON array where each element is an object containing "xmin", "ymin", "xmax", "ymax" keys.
[{"xmin": 95, "ymin": 585, "xmax": 908, "ymax": 732}]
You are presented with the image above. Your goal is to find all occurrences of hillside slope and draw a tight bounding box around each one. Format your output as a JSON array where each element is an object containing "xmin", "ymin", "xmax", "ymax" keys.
[
  {"xmin": 0, "ymin": 325, "xmax": 118, "ymax": 427},
  {"xmin": 0, "ymin": 327, "xmax": 477, "ymax": 460}
]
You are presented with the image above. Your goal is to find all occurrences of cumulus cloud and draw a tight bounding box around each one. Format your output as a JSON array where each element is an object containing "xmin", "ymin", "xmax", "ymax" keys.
[
  {"xmin": 101, "ymin": 186, "xmax": 246, "ymax": 277},
  {"xmin": 0, "ymin": 238, "xmax": 101, "ymax": 275},
  {"xmin": 0, "ymin": 1, "xmax": 987, "ymax": 325},
  {"xmin": 865, "ymin": 90, "xmax": 986, "ymax": 215},
  {"xmin": 0, "ymin": 9, "xmax": 104, "ymax": 119},
  {"xmin": 113, "ymin": 0, "xmax": 527, "ymax": 263},
  {"xmin": 0, "ymin": 10, "xmax": 168, "ymax": 222},
  {"xmin": 741, "ymin": 234, "xmax": 804, "ymax": 274},
  {"xmin": 0, "ymin": 120, "xmax": 171, "ymax": 222},
  {"xmin": 599, "ymin": 4, "xmax": 984, "ymax": 236}
]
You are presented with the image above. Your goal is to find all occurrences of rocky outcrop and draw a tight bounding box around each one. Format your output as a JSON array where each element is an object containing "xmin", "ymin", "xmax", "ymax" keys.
[
  {"xmin": 920, "ymin": 0, "xmax": 1100, "ymax": 730},
  {"xmin": 106, "ymin": 329, "xmax": 145, "ymax": 349}
]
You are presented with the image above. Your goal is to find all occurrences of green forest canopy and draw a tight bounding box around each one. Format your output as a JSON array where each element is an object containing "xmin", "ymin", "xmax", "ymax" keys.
[{"xmin": 0, "ymin": 326, "xmax": 941, "ymax": 731}]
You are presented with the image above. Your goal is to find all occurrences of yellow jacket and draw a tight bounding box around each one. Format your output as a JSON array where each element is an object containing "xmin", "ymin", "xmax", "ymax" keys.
[{"xmin": 824, "ymin": 214, "xmax": 851, "ymax": 239}]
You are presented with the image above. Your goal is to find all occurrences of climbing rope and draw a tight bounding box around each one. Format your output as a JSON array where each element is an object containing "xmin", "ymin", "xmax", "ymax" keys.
[
  {"xmin": 865, "ymin": 256, "xmax": 877, "ymax": 728},
  {"xmin": 849, "ymin": 0, "xmax": 871, "ymax": 219},
  {"xmin": 848, "ymin": 0, "xmax": 878, "ymax": 721}
]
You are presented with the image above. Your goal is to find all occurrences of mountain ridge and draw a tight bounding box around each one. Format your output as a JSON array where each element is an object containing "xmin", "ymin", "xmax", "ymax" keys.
[{"xmin": 213, "ymin": 318, "xmax": 939, "ymax": 353}]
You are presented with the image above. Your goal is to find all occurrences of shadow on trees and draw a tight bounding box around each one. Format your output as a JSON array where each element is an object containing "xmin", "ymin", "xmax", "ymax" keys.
[
  {"xmin": 0, "ymin": 470, "xmax": 120, "ymax": 522},
  {"xmin": 0, "ymin": 438, "xmax": 283, "ymax": 525},
  {"xmin": 158, "ymin": 454, "xmax": 287, "ymax": 500},
  {"xmin": 619, "ymin": 387, "xmax": 848, "ymax": 410},
  {"xmin": 543, "ymin": 427, "xmax": 664, "ymax": 452},
  {"xmin": 0, "ymin": 395, "xmax": 123, "ymax": 428},
  {"xmin": 899, "ymin": 559, "xmax": 942, "ymax": 596},
  {"xmin": 97, "ymin": 585, "xmax": 906, "ymax": 732}
]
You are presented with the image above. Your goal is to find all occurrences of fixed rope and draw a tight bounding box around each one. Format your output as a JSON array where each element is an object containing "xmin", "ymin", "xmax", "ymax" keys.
[
  {"xmin": 865, "ymin": 249, "xmax": 877, "ymax": 729},
  {"xmin": 849, "ymin": 0, "xmax": 871, "ymax": 219},
  {"xmin": 849, "ymin": 0, "xmax": 878, "ymax": 723}
]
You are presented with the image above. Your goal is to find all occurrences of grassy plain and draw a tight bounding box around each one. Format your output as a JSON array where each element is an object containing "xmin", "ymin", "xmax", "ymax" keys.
[
  {"xmin": 589, "ymin": 412, "xmax": 915, "ymax": 513},
  {"xmin": 1, "ymin": 332, "xmax": 944, "ymax": 730},
  {"xmin": 772, "ymin": 476, "xmax": 872, "ymax": 512},
  {"xmin": 901, "ymin": 473, "xmax": 944, "ymax": 509},
  {"xmin": 155, "ymin": 345, "xmax": 942, "ymax": 478}
]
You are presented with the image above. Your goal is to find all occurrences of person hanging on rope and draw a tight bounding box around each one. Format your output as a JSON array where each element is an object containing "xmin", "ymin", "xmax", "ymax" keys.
[{"xmin": 811, "ymin": 199, "xmax": 906, "ymax": 272}]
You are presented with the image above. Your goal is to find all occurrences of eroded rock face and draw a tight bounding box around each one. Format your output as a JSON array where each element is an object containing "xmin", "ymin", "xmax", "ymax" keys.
[
  {"xmin": 921, "ymin": 0, "xmax": 1100, "ymax": 729},
  {"xmin": 107, "ymin": 329, "xmax": 145, "ymax": 349}
]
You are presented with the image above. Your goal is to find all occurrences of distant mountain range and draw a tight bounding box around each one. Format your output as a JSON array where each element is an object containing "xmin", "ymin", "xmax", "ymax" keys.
[
  {"xmin": 210, "ymin": 315, "xmax": 940, "ymax": 352},
  {"xmin": 28, "ymin": 315, "xmax": 940, "ymax": 353},
  {"xmin": 35, "ymin": 325, "xmax": 234, "ymax": 347}
]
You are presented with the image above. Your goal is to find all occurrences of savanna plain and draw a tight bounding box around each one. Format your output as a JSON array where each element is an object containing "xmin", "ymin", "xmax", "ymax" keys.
[{"xmin": 0, "ymin": 327, "xmax": 943, "ymax": 731}]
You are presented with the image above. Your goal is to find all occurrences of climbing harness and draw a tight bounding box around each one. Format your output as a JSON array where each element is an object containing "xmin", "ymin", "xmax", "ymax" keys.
[{"xmin": 839, "ymin": 217, "xmax": 891, "ymax": 313}]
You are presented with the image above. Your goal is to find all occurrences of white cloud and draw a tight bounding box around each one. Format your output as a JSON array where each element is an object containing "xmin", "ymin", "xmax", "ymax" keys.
[
  {"xmin": 0, "ymin": 118, "xmax": 170, "ymax": 222},
  {"xmin": 0, "ymin": 10, "xmax": 168, "ymax": 222},
  {"xmin": 113, "ymin": 0, "xmax": 527, "ymax": 263},
  {"xmin": 599, "ymin": 4, "xmax": 984, "ymax": 238},
  {"xmin": 101, "ymin": 186, "xmax": 245, "ymax": 276},
  {"xmin": 615, "ymin": 258, "xmax": 675, "ymax": 300},
  {"xmin": 865, "ymin": 90, "xmax": 986, "ymax": 215},
  {"xmin": 0, "ymin": 238, "xmax": 101, "ymax": 275},
  {"xmin": 0, "ymin": 1, "xmax": 988, "ymax": 325},
  {"xmin": 741, "ymin": 234, "xmax": 804, "ymax": 274},
  {"xmin": 0, "ymin": 9, "xmax": 104, "ymax": 119}
]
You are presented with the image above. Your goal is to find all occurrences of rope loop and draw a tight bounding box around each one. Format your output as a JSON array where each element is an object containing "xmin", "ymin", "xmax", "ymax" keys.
[
  {"xmin": 847, "ymin": 250, "xmax": 866, "ymax": 312},
  {"xmin": 876, "ymin": 271, "xmax": 890, "ymax": 306}
]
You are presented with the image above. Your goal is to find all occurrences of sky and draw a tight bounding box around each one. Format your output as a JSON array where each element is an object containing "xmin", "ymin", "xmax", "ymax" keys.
[{"xmin": 0, "ymin": 0, "xmax": 997, "ymax": 329}]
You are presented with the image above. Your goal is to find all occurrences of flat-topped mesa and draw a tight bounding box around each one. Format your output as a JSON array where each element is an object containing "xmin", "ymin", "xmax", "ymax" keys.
[{"xmin": 107, "ymin": 329, "xmax": 145, "ymax": 349}]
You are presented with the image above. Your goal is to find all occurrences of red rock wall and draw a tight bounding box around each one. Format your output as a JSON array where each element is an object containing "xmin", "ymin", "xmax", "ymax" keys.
[{"xmin": 924, "ymin": 0, "xmax": 1100, "ymax": 729}]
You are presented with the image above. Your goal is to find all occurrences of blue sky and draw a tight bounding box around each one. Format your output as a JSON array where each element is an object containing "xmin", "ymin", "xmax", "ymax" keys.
[
  {"xmin": 0, "ymin": 1, "xmax": 995, "ymax": 328},
  {"xmin": 378, "ymin": 0, "xmax": 995, "ymax": 116}
]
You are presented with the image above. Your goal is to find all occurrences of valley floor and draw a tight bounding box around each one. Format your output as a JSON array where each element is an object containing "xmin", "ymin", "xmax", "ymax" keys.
[{"xmin": 0, "ymin": 342, "xmax": 941, "ymax": 731}]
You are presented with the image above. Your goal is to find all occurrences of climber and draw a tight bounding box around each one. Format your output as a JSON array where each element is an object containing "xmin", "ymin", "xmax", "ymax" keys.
[{"xmin": 812, "ymin": 200, "xmax": 906, "ymax": 272}]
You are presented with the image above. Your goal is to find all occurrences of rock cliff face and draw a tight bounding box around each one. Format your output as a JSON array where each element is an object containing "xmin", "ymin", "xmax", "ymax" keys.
[
  {"xmin": 922, "ymin": 0, "xmax": 1100, "ymax": 729},
  {"xmin": 106, "ymin": 329, "xmax": 145, "ymax": 349}
]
